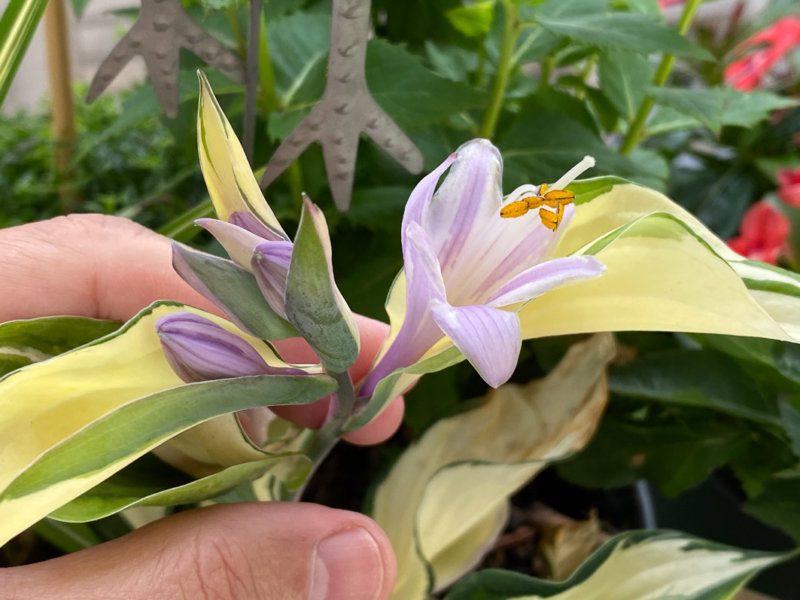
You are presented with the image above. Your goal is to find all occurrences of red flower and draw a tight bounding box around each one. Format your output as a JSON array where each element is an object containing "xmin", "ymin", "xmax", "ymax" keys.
[
  {"xmin": 658, "ymin": 0, "xmax": 684, "ymax": 7},
  {"xmin": 724, "ymin": 17, "xmax": 800, "ymax": 91},
  {"xmin": 728, "ymin": 201, "xmax": 791, "ymax": 264},
  {"xmin": 778, "ymin": 166, "xmax": 800, "ymax": 208}
]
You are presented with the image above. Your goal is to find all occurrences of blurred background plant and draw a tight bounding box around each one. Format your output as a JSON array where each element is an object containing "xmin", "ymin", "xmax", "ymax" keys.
[{"xmin": 2, "ymin": 0, "xmax": 800, "ymax": 598}]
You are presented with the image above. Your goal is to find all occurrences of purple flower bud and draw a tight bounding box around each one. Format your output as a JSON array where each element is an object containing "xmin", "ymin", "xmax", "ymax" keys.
[
  {"xmin": 251, "ymin": 240, "xmax": 293, "ymax": 319},
  {"xmin": 156, "ymin": 313, "xmax": 296, "ymax": 382},
  {"xmin": 229, "ymin": 210, "xmax": 286, "ymax": 241}
]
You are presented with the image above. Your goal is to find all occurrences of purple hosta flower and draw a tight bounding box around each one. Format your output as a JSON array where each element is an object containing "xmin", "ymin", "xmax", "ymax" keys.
[
  {"xmin": 360, "ymin": 139, "xmax": 605, "ymax": 393},
  {"xmin": 156, "ymin": 312, "xmax": 304, "ymax": 382},
  {"xmin": 193, "ymin": 214, "xmax": 294, "ymax": 318}
]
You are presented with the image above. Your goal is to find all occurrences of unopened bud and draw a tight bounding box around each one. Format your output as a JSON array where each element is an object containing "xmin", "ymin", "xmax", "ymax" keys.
[{"xmin": 156, "ymin": 313, "xmax": 279, "ymax": 382}]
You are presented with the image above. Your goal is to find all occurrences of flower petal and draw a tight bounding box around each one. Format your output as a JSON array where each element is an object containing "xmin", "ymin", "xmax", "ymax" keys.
[
  {"xmin": 196, "ymin": 218, "xmax": 267, "ymax": 270},
  {"xmin": 431, "ymin": 302, "xmax": 521, "ymax": 388},
  {"xmin": 401, "ymin": 152, "xmax": 457, "ymax": 249},
  {"xmin": 487, "ymin": 255, "xmax": 606, "ymax": 307},
  {"xmin": 405, "ymin": 222, "xmax": 447, "ymax": 305},
  {"xmin": 252, "ymin": 240, "xmax": 293, "ymax": 319},
  {"xmin": 360, "ymin": 224, "xmax": 447, "ymax": 395},
  {"xmin": 229, "ymin": 211, "xmax": 287, "ymax": 241}
]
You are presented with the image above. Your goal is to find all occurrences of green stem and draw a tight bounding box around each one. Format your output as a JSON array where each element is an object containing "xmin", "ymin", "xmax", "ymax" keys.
[
  {"xmin": 619, "ymin": 0, "xmax": 703, "ymax": 155},
  {"xmin": 479, "ymin": 0, "xmax": 519, "ymax": 139},
  {"xmin": 226, "ymin": 7, "xmax": 246, "ymax": 57},
  {"xmin": 292, "ymin": 371, "xmax": 355, "ymax": 500},
  {"xmin": 258, "ymin": 12, "xmax": 280, "ymax": 113}
]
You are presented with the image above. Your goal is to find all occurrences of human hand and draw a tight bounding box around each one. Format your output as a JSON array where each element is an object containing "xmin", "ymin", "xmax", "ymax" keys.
[{"xmin": 0, "ymin": 214, "xmax": 401, "ymax": 599}]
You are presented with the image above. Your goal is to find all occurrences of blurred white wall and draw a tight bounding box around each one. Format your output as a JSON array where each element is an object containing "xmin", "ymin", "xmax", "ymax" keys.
[{"xmin": 1, "ymin": 0, "xmax": 144, "ymax": 114}]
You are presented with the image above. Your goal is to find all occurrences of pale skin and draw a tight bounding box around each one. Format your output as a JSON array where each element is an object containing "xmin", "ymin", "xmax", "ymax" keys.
[{"xmin": 0, "ymin": 214, "xmax": 402, "ymax": 600}]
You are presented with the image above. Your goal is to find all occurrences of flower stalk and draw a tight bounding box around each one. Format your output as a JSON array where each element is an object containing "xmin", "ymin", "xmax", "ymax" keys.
[
  {"xmin": 293, "ymin": 370, "xmax": 356, "ymax": 500},
  {"xmin": 619, "ymin": 0, "xmax": 703, "ymax": 155},
  {"xmin": 479, "ymin": 0, "xmax": 520, "ymax": 139}
]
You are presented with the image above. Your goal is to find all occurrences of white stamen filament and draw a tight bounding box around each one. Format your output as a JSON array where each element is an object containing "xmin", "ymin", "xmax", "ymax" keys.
[
  {"xmin": 503, "ymin": 184, "xmax": 540, "ymax": 205},
  {"xmin": 551, "ymin": 155, "xmax": 596, "ymax": 191}
]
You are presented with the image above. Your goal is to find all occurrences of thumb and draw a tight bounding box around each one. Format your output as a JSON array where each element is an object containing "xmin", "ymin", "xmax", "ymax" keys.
[{"xmin": 2, "ymin": 503, "xmax": 396, "ymax": 600}]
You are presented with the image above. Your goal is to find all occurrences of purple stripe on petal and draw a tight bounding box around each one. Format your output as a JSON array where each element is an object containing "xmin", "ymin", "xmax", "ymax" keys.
[
  {"xmin": 426, "ymin": 139, "xmax": 503, "ymax": 275},
  {"xmin": 431, "ymin": 302, "xmax": 521, "ymax": 388},
  {"xmin": 486, "ymin": 255, "xmax": 605, "ymax": 307},
  {"xmin": 156, "ymin": 312, "xmax": 269, "ymax": 382},
  {"xmin": 196, "ymin": 218, "xmax": 266, "ymax": 270},
  {"xmin": 251, "ymin": 241, "xmax": 293, "ymax": 319},
  {"xmin": 229, "ymin": 210, "xmax": 288, "ymax": 242}
]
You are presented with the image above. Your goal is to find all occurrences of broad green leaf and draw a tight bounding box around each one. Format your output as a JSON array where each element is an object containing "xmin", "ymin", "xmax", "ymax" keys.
[
  {"xmin": 645, "ymin": 105, "xmax": 704, "ymax": 136},
  {"xmin": 445, "ymin": 530, "xmax": 787, "ymax": 600},
  {"xmin": 719, "ymin": 89, "xmax": 799, "ymax": 128},
  {"xmin": 285, "ymin": 198, "xmax": 359, "ymax": 373},
  {"xmin": 518, "ymin": 182, "xmax": 800, "ymax": 344},
  {"xmin": 424, "ymin": 41, "xmax": 480, "ymax": 83},
  {"xmin": 687, "ymin": 333, "xmax": 800, "ymax": 389},
  {"xmin": 533, "ymin": 12, "xmax": 713, "ymax": 59},
  {"xmin": 373, "ymin": 334, "xmax": 615, "ymax": 600},
  {"xmin": 367, "ymin": 40, "xmax": 484, "ymax": 130},
  {"xmin": 649, "ymin": 87, "xmax": 799, "ymax": 134},
  {"xmin": 445, "ymin": 2, "xmax": 495, "ymax": 38},
  {"xmin": 0, "ymin": 316, "xmax": 119, "ymax": 377},
  {"xmin": 172, "ymin": 244, "xmax": 297, "ymax": 341},
  {"xmin": 745, "ymin": 476, "xmax": 800, "ymax": 543},
  {"xmin": 598, "ymin": 49, "xmax": 653, "ymax": 121},
  {"xmin": 558, "ymin": 412, "xmax": 750, "ymax": 497},
  {"xmin": 265, "ymin": 10, "xmax": 330, "ymax": 104},
  {"xmin": 51, "ymin": 452, "xmax": 310, "ymax": 522},
  {"xmin": 196, "ymin": 73, "xmax": 286, "ymax": 232},
  {"xmin": 609, "ymin": 349, "xmax": 782, "ymax": 425},
  {"xmin": 271, "ymin": 39, "xmax": 485, "ymax": 134},
  {"xmin": 649, "ymin": 86, "xmax": 724, "ymax": 133},
  {"xmin": 0, "ymin": 301, "xmax": 334, "ymax": 545},
  {"xmin": 0, "ymin": 0, "xmax": 48, "ymax": 106},
  {"xmin": 500, "ymin": 111, "xmax": 642, "ymax": 189}
]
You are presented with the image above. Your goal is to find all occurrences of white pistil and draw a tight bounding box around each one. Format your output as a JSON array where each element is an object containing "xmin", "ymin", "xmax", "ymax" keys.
[{"xmin": 551, "ymin": 155, "xmax": 595, "ymax": 191}]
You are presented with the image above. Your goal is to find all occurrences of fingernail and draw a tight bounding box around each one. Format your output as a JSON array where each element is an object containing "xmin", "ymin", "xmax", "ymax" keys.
[{"xmin": 309, "ymin": 528, "xmax": 385, "ymax": 600}]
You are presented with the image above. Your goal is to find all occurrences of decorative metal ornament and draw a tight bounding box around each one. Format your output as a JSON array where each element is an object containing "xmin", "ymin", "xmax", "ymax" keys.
[
  {"xmin": 87, "ymin": 0, "xmax": 245, "ymax": 118},
  {"xmin": 260, "ymin": 0, "xmax": 424, "ymax": 210}
]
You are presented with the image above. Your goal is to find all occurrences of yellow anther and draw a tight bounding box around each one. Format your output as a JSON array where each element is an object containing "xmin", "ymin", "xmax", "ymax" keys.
[
  {"xmin": 500, "ymin": 199, "xmax": 532, "ymax": 218},
  {"xmin": 544, "ymin": 189, "xmax": 575, "ymax": 204},
  {"xmin": 499, "ymin": 187, "xmax": 575, "ymax": 231}
]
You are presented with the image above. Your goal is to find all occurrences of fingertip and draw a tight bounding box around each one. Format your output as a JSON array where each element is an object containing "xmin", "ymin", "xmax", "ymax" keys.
[{"xmin": 342, "ymin": 397, "xmax": 405, "ymax": 446}]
